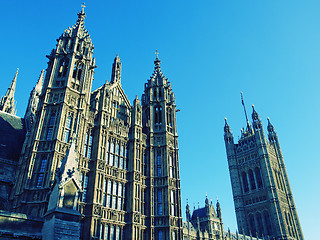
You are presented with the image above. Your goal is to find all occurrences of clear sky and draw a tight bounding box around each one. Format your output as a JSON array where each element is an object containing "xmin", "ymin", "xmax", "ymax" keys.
[{"xmin": 1, "ymin": 0, "xmax": 319, "ymax": 238}]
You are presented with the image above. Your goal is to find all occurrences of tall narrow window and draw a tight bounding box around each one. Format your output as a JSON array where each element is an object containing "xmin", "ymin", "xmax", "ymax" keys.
[
  {"xmin": 254, "ymin": 167, "xmax": 263, "ymax": 188},
  {"xmin": 154, "ymin": 106, "xmax": 162, "ymax": 125},
  {"xmin": 157, "ymin": 151, "xmax": 161, "ymax": 177},
  {"xmin": 115, "ymin": 227, "xmax": 120, "ymax": 240},
  {"xmin": 47, "ymin": 114, "xmax": 55, "ymax": 140},
  {"xmin": 159, "ymin": 230, "xmax": 163, "ymax": 240},
  {"xmin": 63, "ymin": 115, "xmax": 72, "ymax": 143},
  {"xmin": 84, "ymin": 131, "xmax": 93, "ymax": 158},
  {"xmin": 107, "ymin": 180, "xmax": 112, "ymax": 207},
  {"xmin": 157, "ymin": 202, "xmax": 163, "ymax": 215},
  {"xmin": 242, "ymin": 171, "xmax": 249, "ymax": 192},
  {"xmin": 248, "ymin": 169, "xmax": 256, "ymax": 190},
  {"xmin": 62, "ymin": 59, "xmax": 69, "ymax": 77},
  {"xmin": 39, "ymin": 158, "xmax": 47, "ymax": 172},
  {"xmin": 171, "ymin": 190, "xmax": 175, "ymax": 216},
  {"xmin": 167, "ymin": 108, "xmax": 173, "ymax": 127},
  {"xmin": 82, "ymin": 174, "xmax": 88, "ymax": 202},
  {"xmin": 72, "ymin": 65, "xmax": 77, "ymax": 78},
  {"xmin": 36, "ymin": 173, "xmax": 44, "ymax": 188},
  {"xmin": 58, "ymin": 60, "xmax": 64, "ymax": 77},
  {"xmin": 169, "ymin": 154, "xmax": 174, "ymax": 178},
  {"xmin": 77, "ymin": 64, "xmax": 83, "ymax": 80},
  {"xmin": 103, "ymin": 179, "xmax": 107, "ymax": 207},
  {"xmin": 110, "ymin": 226, "xmax": 114, "ymax": 240}
]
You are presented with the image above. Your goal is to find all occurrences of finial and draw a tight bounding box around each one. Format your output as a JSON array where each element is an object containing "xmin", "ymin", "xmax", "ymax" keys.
[
  {"xmin": 154, "ymin": 50, "xmax": 161, "ymax": 70},
  {"xmin": 81, "ymin": 2, "xmax": 86, "ymax": 13}
]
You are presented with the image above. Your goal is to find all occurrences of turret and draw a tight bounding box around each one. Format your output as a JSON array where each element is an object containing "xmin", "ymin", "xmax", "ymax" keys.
[
  {"xmin": 251, "ymin": 104, "xmax": 262, "ymax": 130},
  {"xmin": 224, "ymin": 118, "xmax": 233, "ymax": 144},
  {"xmin": 0, "ymin": 68, "xmax": 18, "ymax": 115},
  {"xmin": 216, "ymin": 199, "xmax": 222, "ymax": 220},
  {"xmin": 186, "ymin": 201, "xmax": 191, "ymax": 222},
  {"xmin": 24, "ymin": 69, "xmax": 45, "ymax": 131},
  {"xmin": 205, "ymin": 194, "xmax": 210, "ymax": 215},
  {"xmin": 267, "ymin": 117, "xmax": 277, "ymax": 142},
  {"xmin": 111, "ymin": 54, "xmax": 122, "ymax": 84}
]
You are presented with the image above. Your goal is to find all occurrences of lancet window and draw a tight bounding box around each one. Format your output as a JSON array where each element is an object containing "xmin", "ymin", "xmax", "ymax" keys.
[
  {"xmin": 83, "ymin": 131, "xmax": 93, "ymax": 159},
  {"xmin": 63, "ymin": 114, "xmax": 73, "ymax": 142},
  {"xmin": 46, "ymin": 113, "xmax": 56, "ymax": 140}
]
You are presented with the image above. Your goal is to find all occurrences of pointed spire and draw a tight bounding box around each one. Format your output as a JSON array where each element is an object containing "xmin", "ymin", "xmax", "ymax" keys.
[
  {"xmin": 35, "ymin": 69, "xmax": 45, "ymax": 93},
  {"xmin": 0, "ymin": 68, "xmax": 18, "ymax": 115},
  {"xmin": 224, "ymin": 117, "xmax": 231, "ymax": 133},
  {"xmin": 267, "ymin": 117, "xmax": 275, "ymax": 133},
  {"xmin": 251, "ymin": 104, "xmax": 259, "ymax": 121},
  {"xmin": 111, "ymin": 54, "xmax": 122, "ymax": 84},
  {"xmin": 154, "ymin": 50, "xmax": 161, "ymax": 70},
  {"xmin": 216, "ymin": 198, "xmax": 222, "ymax": 219},
  {"xmin": 205, "ymin": 193, "xmax": 209, "ymax": 206},
  {"xmin": 77, "ymin": 3, "xmax": 86, "ymax": 25}
]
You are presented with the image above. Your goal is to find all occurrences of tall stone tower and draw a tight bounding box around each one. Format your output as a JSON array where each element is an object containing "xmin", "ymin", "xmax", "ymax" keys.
[
  {"xmin": 224, "ymin": 95, "xmax": 304, "ymax": 240},
  {"xmin": 12, "ymin": 6, "xmax": 95, "ymax": 217},
  {"xmin": 141, "ymin": 55, "xmax": 182, "ymax": 240}
]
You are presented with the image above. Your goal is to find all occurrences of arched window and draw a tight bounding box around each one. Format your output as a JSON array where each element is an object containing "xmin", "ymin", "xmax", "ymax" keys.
[
  {"xmin": 72, "ymin": 65, "xmax": 77, "ymax": 78},
  {"xmin": 167, "ymin": 108, "xmax": 173, "ymax": 127},
  {"xmin": 254, "ymin": 167, "xmax": 263, "ymax": 188},
  {"xmin": 62, "ymin": 59, "xmax": 69, "ymax": 77},
  {"xmin": 158, "ymin": 230, "xmax": 163, "ymax": 240},
  {"xmin": 248, "ymin": 169, "xmax": 256, "ymax": 190},
  {"xmin": 154, "ymin": 106, "xmax": 162, "ymax": 125},
  {"xmin": 77, "ymin": 64, "xmax": 83, "ymax": 80},
  {"xmin": 63, "ymin": 115, "xmax": 73, "ymax": 142},
  {"xmin": 58, "ymin": 60, "xmax": 64, "ymax": 77},
  {"xmin": 242, "ymin": 171, "xmax": 249, "ymax": 192},
  {"xmin": 154, "ymin": 88, "xmax": 157, "ymax": 99}
]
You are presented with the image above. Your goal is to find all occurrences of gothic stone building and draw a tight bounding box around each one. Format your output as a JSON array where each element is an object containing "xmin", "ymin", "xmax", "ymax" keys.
[
  {"xmin": 0, "ymin": 8, "xmax": 183, "ymax": 240},
  {"xmin": 224, "ymin": 100, "xmax": 304, "ymax": 240}
]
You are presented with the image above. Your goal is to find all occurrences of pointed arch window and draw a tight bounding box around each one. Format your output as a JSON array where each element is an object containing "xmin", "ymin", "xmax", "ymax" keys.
[
  {"xmin": 248, "ymin": 169, "xmax": 256, "ymax": 190},
  {"xmin": 46, "ymin": 113, "xmax": 56, "ymax": 140},
  {"xmin": 83, "ymin": 131, "xmax": 93, "ymax": 159},
  {"xmin": 154, "ymin": 106, "xmax": 162, "ymax": 125},
  {"xmin": 156, "ymin": 151, "xmax": 162, "ymax": 177},
  {"xmin": 254, "ymin": 167, "xmax": 263, "ymax": 188},
  {"xmin": 242, "ymin": 171, "xmax": 249, "ymax": 193},
  {"xmin": 58, "ymin": 59, "xmax": 69, "ymax": 78},
  {"xmin": 158, "ymin": 230, "xmax": 163, "ymax": 240},
  {"xmin": 169, "ymin": 154, "xmax": 174, "ymax": 178},
  {"xmin": 167, "ymin": 108, "xmax": 173, "ymax": 127},
  {"xmin": 82, "ymin": 173, "xmax": 89, "ymax": 202},
  {"xmin": 77, "ymin": 64, "xmax": 83, "ymax": 80},
  {"xmin": 63, "ymin": 114, "xmax": 73, "ymax": 143}
]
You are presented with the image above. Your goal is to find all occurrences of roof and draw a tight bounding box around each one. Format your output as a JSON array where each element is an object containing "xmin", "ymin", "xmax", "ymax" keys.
[{"xmin": 0, "ymin": 111, "xmax": 25, "ymax": 162}]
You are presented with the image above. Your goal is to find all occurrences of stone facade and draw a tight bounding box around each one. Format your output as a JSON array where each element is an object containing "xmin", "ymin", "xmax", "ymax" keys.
[
  {"xmin": 4, "ymin": 7, "xmax": 182, "ymax": 240},
  {"xmin": 224, "ymin": 99, "xmax": 304, "ymax": 240}
]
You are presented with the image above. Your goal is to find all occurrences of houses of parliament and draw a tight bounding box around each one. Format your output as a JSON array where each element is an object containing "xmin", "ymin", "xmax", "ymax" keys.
[{"xmin": 0, "ymin": 6, "xmax": 304, "ymax": 240}]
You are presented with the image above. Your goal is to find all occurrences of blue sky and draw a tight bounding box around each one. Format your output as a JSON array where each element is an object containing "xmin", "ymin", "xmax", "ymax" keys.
[{"xmin": 1, "ymin": 0, "xmax": 319, "ymax": 238}]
